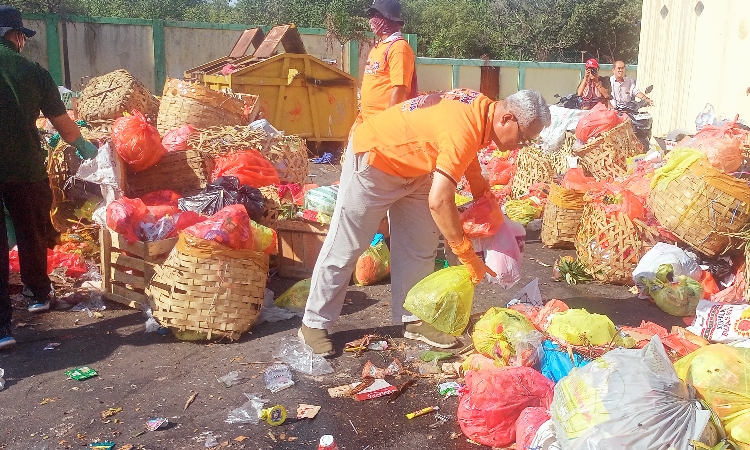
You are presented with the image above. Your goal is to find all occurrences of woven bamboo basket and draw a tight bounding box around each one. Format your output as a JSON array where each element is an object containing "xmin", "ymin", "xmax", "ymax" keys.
[
  {"xmin": 575, "ymin": 205, "xmax": 660, "ymax": 284},
  {"xmin": 511, "ymin": 146, "xmax": 555, "ymax": 199},
  {"xmin": 157, "ymin": 79, "xmax": 260, "ymax": 135},
  {"xmin": 647, "ymin": 159, "xmax": 750, "ymax": 257},
  {"xmin": 147, "ymin": 234, "xmax": 269, "ymax": 340},
  {"xmin": 742, "ymin": 134, "xmax": 750, "ymax": 159},
  {"xmin": 574, "ymin": 119, "xmax": 642, "ymax": 180},
  {"xmin": 258, "ymin": 186, "xmax": 281, "ymax": 229},
  {"xmin": 77, "ymin": 70, "xmax": 160, "ymax": 122},
  {"xmin": 189, "ymin": 126, "xmax": 309, "ymax": 186},
  {"xmin": 541, "ymin": 184, "xmax": 586, "ymax": 249},
  {"xmin": 744, "ymin": 248, "xmax": 750, "ymax": 301},
  {"xmin": 547, "ymin": 131, "xmax": 576, "ymax": 176},
  {"xmin": 125, "ymin": 149, "xmax": 210, "ymax": 198}
]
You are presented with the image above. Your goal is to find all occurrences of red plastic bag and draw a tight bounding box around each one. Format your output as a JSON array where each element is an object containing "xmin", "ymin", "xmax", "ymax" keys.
[
  {"xmin": 183, "ymin": 204, "xmax": 251, "ymax": 250},
  {"xmin": 562, "ymin": 168, "xmax": 604, "ymax": 192},
  {"xmin": 458, "ymin": 366, "xmax": 554, "ymax": 448},
  {"xmin": 9, "ymin": 246, "xmax": 87, "ymax": 278},
  {"xmin": 146, "ymin": 205, "xmax": 179, "ymax": 222},
  {"xmin": 211, "ymin": 149, "xmax": 280, "ymax": 188},
  {"xmin": 487, "ymin": 158, "xmax": 515, "ymax": 186},
  {"xmin": 141, "ymin": 190, "xmax": 181, "ymax": 207},
  {"xmin": 460, "ymin": 194, "xmax": 504, "ymax": 239},
  {"xmin": 111, "ymin": 110, "xmax": 167, "ymax": 172},
  {"xmin": 516, "ymin": 407, "xmax": 551, "ymax": 450},
  {"xmin": 106, "ymin": 197, "xmax": 150, "ymax": 243},
  {"xmin": 161, "ymin": 125, "xmax": 196, "ymax": 152},
  {"xmin": 575, "ymin": 103, "xmax": 626, "ymax": 143}
]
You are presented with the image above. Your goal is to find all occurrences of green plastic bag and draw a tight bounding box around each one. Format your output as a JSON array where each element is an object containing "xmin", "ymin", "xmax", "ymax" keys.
[
  {"xmin": 274, "ymin": 278, "xmax": 311, "ymax": 313},
  {"xmin": 547, "ymin": 309, "xmax": 635, "ymax": 347},
  {"xmin": 642, "ymin": 264, "xmax": 703, "ymax": 317},
  {"xmin": 472, "ymin": 307, "xmax": 540, "ymax": 365},
  {"xmin": 352, "ymin": 234, "xmax": 391, "ymax": 286},
  {"xmin": 304, "ymin": 186, "xmax": 338, "ymax": 216},
  {"xmin": 404, "ymin": 266, "xmax": 474, "ymax": 336}
]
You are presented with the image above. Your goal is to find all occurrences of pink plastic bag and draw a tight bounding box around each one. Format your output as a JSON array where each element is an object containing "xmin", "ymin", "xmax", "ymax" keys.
[
  {"xmin": 161, "ymin": 125, "xmax": 196, "ymax": 152},
  {"xmin": 516, "ymin": 407, "xmax": 551, "ymax": 450},
  {"xmin": 141, "ymin": 190, "xmax": 181, "ymax": 207},
  {"xmin": 111, "ymin": 110, "xmax": 167, "ymax": 172},
  {"xmin": 106, "ymin": 197, "xmax": 150, "ymax": 243},
  {"xmin": 575, "ymin": 103, "xmax": 626, "ymax": 143},
  {"xmin": 460, "ymin": 194, "xmax": 504, "ymax": 239},
  {"xmin": 482, "ymin": 216, "xmax": 526, "ymax": 288},
  {"xmin": 458, "ymin": 366, "xmax": 554, "ymax": 448},
  {"xmin": 211, "ymin": 149, "xmax": 280, "ymax": 188},
  {"xmin": 183, "ymin": 204, "xmax": 251, "ymax": 250}
]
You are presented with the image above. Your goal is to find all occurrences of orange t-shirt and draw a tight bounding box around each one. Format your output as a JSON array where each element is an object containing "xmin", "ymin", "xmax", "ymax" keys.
[
  {"xmin": 352, "ymin": 89, "xmax": 496, "ymax": 188},
  {"xmin": 359, "ymin": 35, "xmax": 416, "ymax": 122}
]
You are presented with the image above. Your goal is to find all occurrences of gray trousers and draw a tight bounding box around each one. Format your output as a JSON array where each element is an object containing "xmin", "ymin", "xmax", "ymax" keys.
[{"xmin": 302, "ymin": 143, "xmax": 439, "ymax": 329}]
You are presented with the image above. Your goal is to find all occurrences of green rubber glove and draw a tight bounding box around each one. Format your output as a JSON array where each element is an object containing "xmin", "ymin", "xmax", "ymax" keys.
[{"xmin": 72, "ymin": 136, "xmax": 98, "ymax": 160}]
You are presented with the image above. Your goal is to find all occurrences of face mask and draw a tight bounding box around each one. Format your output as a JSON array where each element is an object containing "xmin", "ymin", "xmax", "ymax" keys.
[{"xmin": 369, "ymin": 17, "xmax": 388, "ymax": 36}]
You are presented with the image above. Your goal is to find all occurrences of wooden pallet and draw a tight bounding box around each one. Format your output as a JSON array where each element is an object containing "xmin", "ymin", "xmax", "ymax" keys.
[
  {"xmin": 276, "ymin": 220, "xmax": 329, "ymax": 279},
  {"xmin": 99, "ymin": 228, "xmax": 178, "ymax": 310}
]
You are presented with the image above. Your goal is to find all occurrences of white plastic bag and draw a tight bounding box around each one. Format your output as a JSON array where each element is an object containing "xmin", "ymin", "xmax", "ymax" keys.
[
  {"xmin": 273, "ymin": 337, "xmax": 334, "ymax": 376},
  {"xmin": 225, "ymin": 393, "xmax": 268, "ymax": 424},
  {"xmin": 695, "ymin": 103, "xmax": 717, "ymax": 131},
  {"xmin": 530, "ymin": 420, "xmax": 562, "ymax": 450},
  {"xmin": 551, "ymin": 336, "xmax": 701, "ymax": 450},
  {"xmin": 256, "ymin": 289, "xmax": 296, "ymax": 325},
  {"xmin": 632, "ymin": 242, "xmax": 702, "ymax": 298},
  {"xmin": 507, "ymin": 278, "xmax": 543, "ymax": 308},
  {"xmin": 73, "ymin": 142, "xmax": 124, "ymax": 204},
  {"xmin": 482, "ymin": 216, "xmax": 526, "ymax": 288},
  {"xmin": 687, "ymin": 300, "xmax": 750, "ymax": 343}
]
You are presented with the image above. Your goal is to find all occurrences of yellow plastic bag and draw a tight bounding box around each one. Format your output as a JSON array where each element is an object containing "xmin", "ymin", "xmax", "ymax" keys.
[
  {"xmin": 274, "ymin": 278, "xmax": 310, "ymax": 313},
  {"xmin": 504, "ymin": 199, "xmax": 542, "ymax": 225},
  {"xmin": 547, "ymin": 309, "xmax": 634, "ymax": 347},
  {"xmin": 352, "ymin": 234, "xmax": 391, "ymax": 286},
  {"xmin": 472, "ymin": 307, "xmax": 539, "ymax": 365},
  {"xmin": 403, "ymin": 266, "xmax": 474, "ymax": 336},
  {"xmin": 674, "ymin": 345, "xmax": 750, "ymax": 449}
]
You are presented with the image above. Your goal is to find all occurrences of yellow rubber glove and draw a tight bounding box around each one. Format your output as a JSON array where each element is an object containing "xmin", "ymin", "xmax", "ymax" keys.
[{"xmin": 449, "ymin": 235, "xmax": 496, "ymax": 284}]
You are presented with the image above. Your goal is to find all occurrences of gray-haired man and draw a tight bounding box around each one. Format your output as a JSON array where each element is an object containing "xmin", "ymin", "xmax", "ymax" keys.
[{"xmin": 298, "ymin": 89, "xmax": 551, "ymax": 356}]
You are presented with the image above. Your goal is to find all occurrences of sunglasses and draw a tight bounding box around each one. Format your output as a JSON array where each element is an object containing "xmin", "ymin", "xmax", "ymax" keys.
[{"xmin": 516, "ymin": 122, "xmax": 532, "ymax": 147}]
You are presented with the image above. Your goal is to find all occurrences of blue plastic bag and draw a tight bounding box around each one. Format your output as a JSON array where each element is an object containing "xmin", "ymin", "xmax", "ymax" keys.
[{"xmin": 539, "ymin": 339, "xmax": 590, "ymax": 383}]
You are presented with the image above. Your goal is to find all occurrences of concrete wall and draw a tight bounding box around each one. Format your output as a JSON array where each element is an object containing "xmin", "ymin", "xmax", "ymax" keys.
[
  {"xmin": 638, "ymin": 0, "xmax": 750, "ymax": 136},
  {"xmin": 22, "ymin": 19, "xmax": 48, "ymax": 69},
  {"xmin": 164, "ymin": 27, "xmax": 243, "ymax": 84}
]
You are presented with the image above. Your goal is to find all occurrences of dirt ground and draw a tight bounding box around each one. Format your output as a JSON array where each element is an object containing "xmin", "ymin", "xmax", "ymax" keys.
[{"xmin": 0, "ymin": 161, "xmax": 685, "ymax": 450}]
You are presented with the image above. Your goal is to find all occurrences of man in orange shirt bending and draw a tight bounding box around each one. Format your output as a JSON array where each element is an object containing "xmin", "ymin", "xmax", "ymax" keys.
[{"xmin": 299, "ymin": 89, "xmax": 551, "ymax": 356}]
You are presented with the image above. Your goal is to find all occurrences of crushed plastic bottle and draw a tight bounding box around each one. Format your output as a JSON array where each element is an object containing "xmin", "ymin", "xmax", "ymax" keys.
[{"xmin": 204, "ymin": 432, "xmax": 219, "ymax": 448}]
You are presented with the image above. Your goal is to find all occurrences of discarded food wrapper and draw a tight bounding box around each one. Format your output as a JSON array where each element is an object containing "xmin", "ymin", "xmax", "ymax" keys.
[
  {"xmin": 264, "ymin": 364, "xmax": 294, "ymax": 393},
  {"xmin": 329, "ymin": 379, "xmax": 397, "ymax": 401},
  {"xmin": 318, "ymin": 434, "xmax": 339, "ymax": 450},
  {"xmin": 388, "ymin": 378, "xmax": 417, "ymax": 403},
  {"xmin": 89, "ymin": 442, "xmax": 115, "ymax": 450},
  {"xmin": 362, "ymin": 359, "xmax": 403, "ymax": 379},
  {"xmin": 204, "ymin": 432, "xmax": 219, "ymax": 448},
  {"xmin": 438, "ymin": 381, "xmax": 462, "ymax": 397},
  {"xmin": 65, "ymin": 366, "xmax": 98, "ymax": 381},
  {"xmin": 44, "ymin": 342, "xmax": 61, "ymax": 350},
  {"xmin": 345, "ymin": 334, "xmax": 384, "ymax": 352},
  {"xmin": 385, "ymin": 358, "xmax": 404, "ymax": 375},
  {"xmin": 441, "ymin": 362, "xmax": 463, "ymax": 378},
  {"xmin": 101, "ymin": 407, "xmax": 122, "ymax": 418},
  {"xmin": 327, "ymin": 379, "xmax": 375, "ymax": 398},
  {"xmin": 367, "ymin": 340, "xmax": 389, "ymax": 351},
  {"xmin": 297, "ymin": 404, "xmax": 321, "ymax": 419},
  {"xmin": 226, "ymin": 393, "xmax": 268, "ymax": 425},
  {"xmin": 146, "ymin": 418, "xmax": 168, "ymax": 431},
  {"xmin": 260, "ymin": 405, "xmax": 287, "ymax": 426},
  {"xmin": 407, "ymin": 405, "xmax": 439, "ymax": 419}
]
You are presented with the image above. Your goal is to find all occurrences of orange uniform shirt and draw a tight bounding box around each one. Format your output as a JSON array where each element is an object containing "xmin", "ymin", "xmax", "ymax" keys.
[
  {"xmin": 352, "ymin": 89, "xmax": 496, "ymax": 189},
  {"xmin": 359, "ymin": 34, "xmax": 416, "ymax": 122}
]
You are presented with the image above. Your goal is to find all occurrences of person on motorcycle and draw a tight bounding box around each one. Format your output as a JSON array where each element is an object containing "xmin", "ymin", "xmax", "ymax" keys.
[
  {"xmin": 609, "ymin": 60, "xmax": 653, "ymax": 108},
  {"xmin": 577, "ymin": 58, "xmax": 610, "ymax": 110}
]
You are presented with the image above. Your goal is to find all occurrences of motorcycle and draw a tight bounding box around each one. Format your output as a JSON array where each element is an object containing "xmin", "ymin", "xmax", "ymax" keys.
[
  {"xmin": 614, "ymin": 85, "xmax": 654, "ymax": 151},
  {"xmin": 553, "ymin": 93, "xmax": 582, "ymax": 109}
]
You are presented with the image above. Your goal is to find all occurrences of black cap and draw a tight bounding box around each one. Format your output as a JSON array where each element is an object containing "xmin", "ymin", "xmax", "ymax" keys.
[
  {"xmin": 0, "ymin": 6, "xmax": 36, "ymax": 38},
  {"xmin": 365, "ymin": 0, "xmax": 403, "ymax": 23}
]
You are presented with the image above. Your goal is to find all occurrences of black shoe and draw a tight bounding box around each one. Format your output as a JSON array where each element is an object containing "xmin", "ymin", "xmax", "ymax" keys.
[{"xmin": 0, "ymin": 323, "xmax": 16, "ymax": 350}]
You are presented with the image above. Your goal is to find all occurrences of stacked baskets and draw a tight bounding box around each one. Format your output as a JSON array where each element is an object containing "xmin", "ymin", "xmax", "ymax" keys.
[
  {"xmin": 77, "ymin": 69, "xmax": 160, "ymax": 122},
  {"xmin": 574, "ymin": 119, "xmax": 642, "ymax": 180},
  {"xmin": 157, "ymin": 79, "xmax": 260, "ymax": 135},
  {"xmin": 148, "ymin": 234, "xmax": 269, "ymax": 340},
  {"xmin": 648, "ymin": 158, "xmax": 750, "ymax": 257},
  {"xmin": 511, "ymin": 146, "xmax": 555, "ymax": 199},
  {"xmin": 541, "ymin": 184, "xmax": 586, "ymax": 249}
]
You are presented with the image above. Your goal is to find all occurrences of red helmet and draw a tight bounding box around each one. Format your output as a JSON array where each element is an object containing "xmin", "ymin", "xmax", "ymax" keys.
[{"xmin": 585, "ymin": 58, "xmax": 600, "ymax": 69}]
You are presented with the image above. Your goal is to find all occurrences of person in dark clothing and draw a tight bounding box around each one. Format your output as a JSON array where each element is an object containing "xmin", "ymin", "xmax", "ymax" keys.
[{"xmin": 0, "ymin": 5, "xmax": 98, "ymax": 350}]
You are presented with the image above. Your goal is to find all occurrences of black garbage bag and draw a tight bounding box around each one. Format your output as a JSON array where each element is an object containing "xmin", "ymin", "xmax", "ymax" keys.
[{"xmin": 178, "ymin": 176, "xmax": 265, "ymax": 221}]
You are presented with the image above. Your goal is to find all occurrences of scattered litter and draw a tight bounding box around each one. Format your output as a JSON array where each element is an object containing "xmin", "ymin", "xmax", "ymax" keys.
[
  {"xmin": 438, "ymin": 381, "xmax": 461, "ymax": 397},
  {"xmin": 144, "ymin": 309, "xmax": 159, "ymax": 333},
  {"xmin": 65, "ymin": 367, "xmax": 98, "ymax": 381},
  {"xmin": 345, "ymin": 334, "xmax": 386, "ymax": 354},
  {"xmin": 233, "ymin": 436, "xmax": 247, "ymax": 442},
  {"xmin": 429, "ymin": 414, "xmax": 452, "ymax": 428},
  {"xmin": 226, "ymin": 393, "xmax": 268, "ymax": 424},
  {"xmin": 145, "ymin": 418, "xmax": 168, "ymax": 431},
  {"xmin": 267, "ymin": 431, "xmax": 277, "ymax": 442},
  {"xmin": 349, "ymin": 419, "xmax": 358, "ymax": 434},
  {"xmin": 273, "ymin": 338, "xmax": 333, "ymax": 376},
  {"xmin": 260, "ymin": 405, "xmax": 287, "ymax": 426},
  {"xmin": 44, "ymin": 342, "xmax": 61, "ymax": 350},
  {"xmin": 88, "ymin": 442, "xmax": 115, "ymax": 450},
  {"xmin": 407, "ymin": 405, "xmax": 439, "ymax": 419},
  {"xmin": 352, "ymin": 379, "xmax": 397, "ymax": 401},
  {"xmin": 217, "ymin": 371, "xmax": 243, "ymax": 388},
  {"xmin": 184, "ymin": 392, "xmax": 198, "ymax": 410},
  {"xmin": 204, "ymin": 432, "xmax": 219, "ymax": 448},
  {"xmin": 311, "ymin": 152, "xmax": 334, "ymax": 164},
  {"xmin": 0, "ymin": 368, "xmax": 4, "ymax": 391},
  {"xmin": 71, "ymin": 293, "xmax": 106, "ymax": 313},
  {"xmin": 256, "ymin": 289, "xmax": 296, "ymax": 324},
  {"xmin": 362, "ymin": 359, "xmax": 403, "ymax": 378},
  {"xmin": 328, "ymin": 379, "xmax": 375, "ymax": 398},
  {"xmin": 418, "ymin": 358, "xmax": 440, "ymax": 375},
  {"xmin": 317, "ymin": 435, "xmax": 337, "ymax": 450},
  {"xmin": 264, "ymin": 364, "xmax": 294, "ymax": 393},
  {"xmin": 296, "ymin": 404, "xmax": 321, "ymax": 419},
  {"xmin": 420, "ymin": 351, "xmax": 452, "ymax": 362},
  {"xmin": 101, "ymin": 407, "xmax": 122, "ymax": 418},
  {"xmin": 388, "ymin": 378, "xmax": 417, "ymax": 403}
]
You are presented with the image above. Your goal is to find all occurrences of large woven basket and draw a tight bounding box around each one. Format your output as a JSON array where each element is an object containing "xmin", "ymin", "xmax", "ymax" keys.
[
  {"xmin": 157, "ymin": 79, "xmax": 259, "ymax": 135},
  {"xmin": 147, "ymin": 234, "xmax": 269, "ymax": 340},
  {"xmin": 125, "ymin": 149, "xmax": 210, "ymax": 198},
  {"xmin": 511, "ymin": 146, "xmax": 555, "ymax": 199},
  {"xmin": 574, "ymin": 119, "xmax": 642, "ymax": 180},
  {"xmin": 541, "ymin": 184, "xmax": 586, "ymax": 249},
  {"xmin": 188, "ymin": 126, "xmax": 309, "ymax": 186},
  {"xmin": 647, "ymin": 159, "xmax": 750, "ymax": 256},
  {"xmin": 547, "ymin": 131, "xmax": 576, "ymax": 176},
  {"xmin": 575, "ymin": 205, "xmax": 660, "ymax": 284},
  {"xmin": 77, "ymin": 70, "xmax": 160, "ymax": 122}
]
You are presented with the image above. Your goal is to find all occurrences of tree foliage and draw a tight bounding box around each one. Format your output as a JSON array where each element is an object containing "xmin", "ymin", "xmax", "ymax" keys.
[{"xmin": 12, "ymin": 0, "xmax": 643, "ymax": 63}]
